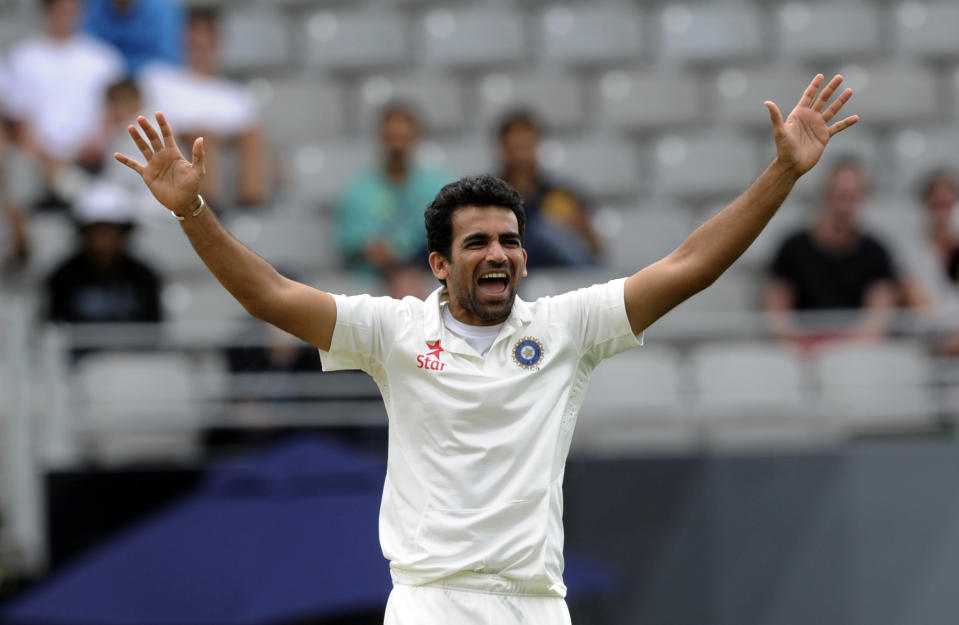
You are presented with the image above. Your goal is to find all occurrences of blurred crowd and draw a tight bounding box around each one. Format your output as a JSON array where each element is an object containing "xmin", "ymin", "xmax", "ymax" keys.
[{"xmin": 0, "ymin": 0, "xmax": 958, "ymax": 363}]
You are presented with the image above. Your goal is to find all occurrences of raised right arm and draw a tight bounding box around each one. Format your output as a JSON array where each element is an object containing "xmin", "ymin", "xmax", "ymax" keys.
[{"xmin": 116, "ymin": 113, "xmax": 336, "ymax": 351}]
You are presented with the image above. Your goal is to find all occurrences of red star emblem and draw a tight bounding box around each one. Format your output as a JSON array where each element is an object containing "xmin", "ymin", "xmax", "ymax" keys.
[{"xmin": 425, "ymin": 340, "xmax": 443, "ymax": 359}]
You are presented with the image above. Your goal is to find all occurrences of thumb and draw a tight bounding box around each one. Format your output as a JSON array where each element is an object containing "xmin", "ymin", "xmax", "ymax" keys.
[
  {"xmin": 765, "ymin": 101, "xmax": 785, "ymax": 131},
  {"xmin": 191, "ymin": 137, "xmax": 205, "ymax": 175}
]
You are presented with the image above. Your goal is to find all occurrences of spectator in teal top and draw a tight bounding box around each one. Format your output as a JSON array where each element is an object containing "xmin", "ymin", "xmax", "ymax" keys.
[{"xmin": 335, "ymin": 102, "xmax": 452, "ymax": 298}]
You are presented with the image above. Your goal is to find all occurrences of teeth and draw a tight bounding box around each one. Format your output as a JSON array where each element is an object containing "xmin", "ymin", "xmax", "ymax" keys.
[{"xmin": 481, "ymin": 272, "xmax": 507, "ymax": 279}]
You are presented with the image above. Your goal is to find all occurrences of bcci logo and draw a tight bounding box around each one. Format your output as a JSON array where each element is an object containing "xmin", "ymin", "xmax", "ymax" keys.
[{"xmin": 512, "ymin": 337, "xmax": 545, "ymax": 370}]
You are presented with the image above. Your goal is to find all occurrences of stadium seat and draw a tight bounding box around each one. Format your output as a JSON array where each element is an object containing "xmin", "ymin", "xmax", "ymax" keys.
[
  {"xmin": 672, "ymin": 269, "xmax": 759, "ymax": 316},
  {"xmin": 0, "ymin": 10, "xmax": 37, "ymax": 53},
  {"xmin": 355, "ymin": 73, "xmax": 465, "ymax": 134},
  {"xmin": 220, "ymin": 6, "xmax": 291, "ymax": 74},
  {"xmin": 251, "ymin": 77, "xmax": 344, "ymax": 150},
  {"xmin": 473, "ymin": 72, "xmax": 584, "ymax": 132},
  {"xmin": 132, "ymin": 217, "xmax": 208, "ymax": 277},
  {"xmin": 596, "ymin": 69, "xmax": 700, "ymax": 131},
  {"xmin": 713, "ymin": 65, "xmax": 820, "ymax": 129},
  {"xmin": 834, "ymin": 63, "xmax": 938, "ymax": 127},
  {"xmin": 893, "ymin": 2, "xmax": 959, "ymax": 58},
  {"xmin": 25, "ymin": 213, "xmax": 75, "ymax": 280},
  {"xmin": 779, "ymin": 128, "xmax": 884, "ymax": 200},
  {"xmin": 535, "ymin": 5, "xmax": 644, "ymax": 66},
  {"xmin": 73, "ymin": 352, "xmax": 203, "ymax": 465},
  {"xmin": 657, "ymin": 4, "xmax": 763, "ymax": 65},
  {"xmin": 863, "ymin": 194, "xmax": 926, "ymax": 254},
  {"xmin": 307, "ymin": 270, "xmax": 385, "ymax": 298},
  {"xmin": 302, "ymin": 9, "xmax": 408, "ymax": 72},
  {"xmin": 163, "ymin": 277, "xmax": 246, "ymax": 327},
  {"xmin": 689, "ymin": 341, "xmax": 831, "ymax": 449},
  {"xmin": 815, "ymin": 341, "xmax": 939, "ymax": 434},
  {"xmin": 891, "ymin": 126, "xmax": 959, "ymax": 193},
  {"xmin": 775, "ymin": 3, "xmax": 881, "ymax": 61},
  {"xmin": 290, "ymin": 140, "xmax": 375, "ymax": 210},
  {"xmin": 577, "ymin": 345, "xmax": 698, "ymax": 456},
  {"xmin": 518, "ymin": 267, "xmax": 616, "ymax": 300},
  {"xmin": 419, "ymin": 7, "xmax": 526, "ymax": 69},
  {"xmin": 225, "ymin": 212, "xmax": 339, "ymax": 274},
  {"xmin": 652, "ymin": 131, "xmax": 758, "ymax": 199},
  {"xmin": 600, "ymin": 206, "xmax": 694, "ymax": 275},
  {"xmin": 541, "ymin": 135, "xmax": 641, "ymax": 200},
  {"xmin": 739, "ymin": 197, "xmax": 810, "ymax": 270},
  {"xmin": 415, "ymin": 136, "xmax": 493, "ymax": 178}
]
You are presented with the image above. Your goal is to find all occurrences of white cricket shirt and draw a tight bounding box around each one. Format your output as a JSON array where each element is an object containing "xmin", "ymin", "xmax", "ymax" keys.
[{"xmin": 320, "ymin": 278, "xmax": 643, "ymax": 597}]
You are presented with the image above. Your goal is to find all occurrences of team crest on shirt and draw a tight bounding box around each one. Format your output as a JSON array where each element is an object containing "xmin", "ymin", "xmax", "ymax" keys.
[{"xmin": 512, "ymin": 337, "xmax": 545, "ymax": 370}]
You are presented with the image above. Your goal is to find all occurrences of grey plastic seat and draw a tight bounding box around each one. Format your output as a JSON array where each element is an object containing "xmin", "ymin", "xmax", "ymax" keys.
[
  {"xmin": 657, "ymin": 4, "xmax": 763, "ymax": 64},
  {"xmin": 26, "ymin": 213, "xmax": 75, "ymax": 280},
  {"xmin": 250, "ymin": 77, "xmax": 344, "ymax": 150},
  {"xmin": 776, "ymin": 3, "xmax": 881, "ymax": 60},
  {"xmin": 596, "ymin": 70, "xmax": 700, "ymax": 131},
  {"xmin": 836, "ymin": 63, "xmax": 937, "ymax": 127},
  {"xmin": 536, "ymin": 5, "xmax": 643, "ymax": 66},
  {"xmin": 815, "ymin": 341, "xmax": 938, "ymax": 433},
  {"xmin": 577, "ymin": 345, "xmax": 697, "ymax": 456},
  {"xmin": 541, "ymin": 136, "xmax": 640, "ymax": 200},
  {"xmin": 73, "ymin": 352, "xmax": 202, "ymax": 465},
  {"xmin": 672, "ymin": 269, "xmax": 759, "ymax": 316},
  {"xmin": 713, "ymin": 65, "xmax": 819, "ymax": 129},
  {"xmin": 891, "ymin": 126, "xmax": 959, "ymax": 193},
  {"xmin": 420, "ymin": 7, "xmax": 525, "ymax": 69},
  {"xmin": 132, "ymin": 218, "xmax": 207, "ymax": 277},
  {"xmin": 652, "ymin": 131, "xmax": 758, "ymax": 199},
  {"xmin": 302, "ymin": 10, "xmax": 408, "ymax": 72},
  {"xmin": 225, "ymin": 212, "xmax": 339, "ymax": 273},
  {"xmin": 894, "ymin": 2, "xmax": 959, "ymax": 58},
  {"xmin": 290, "ymin": 141, "xmax": 375, "ymax": 210},
  {"xmin": 355, "ymin": 73, "xmax": 464, "ymax": 134},
  {"xmin": 474, "ymin": 72, "xmax": 584, "ymax": 132},
  {"xmin": 600, "ymin": 206, "xmax": 694, "ymax": 275},
  {"xmin": 690, "ymin": 341, "xmax": 830, "ymax": 449},
  {"xmin": 220, "ymin": 7, "xmax": 291, "ymax": 74},
  {"xmin": 415, "ymin": 137, "xmax": 493, "ymax": 178}
]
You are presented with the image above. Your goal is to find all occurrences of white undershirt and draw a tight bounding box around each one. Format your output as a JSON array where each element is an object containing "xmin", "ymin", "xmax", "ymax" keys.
[{"xmin": 442, "ymin": 306, "xmax": 503, "ymax": 357}]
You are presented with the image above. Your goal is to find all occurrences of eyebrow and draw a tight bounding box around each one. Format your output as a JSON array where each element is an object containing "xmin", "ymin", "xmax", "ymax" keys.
[{"xmin": 461, "ymin": 231, "xmax": 522, "ymax": 246}]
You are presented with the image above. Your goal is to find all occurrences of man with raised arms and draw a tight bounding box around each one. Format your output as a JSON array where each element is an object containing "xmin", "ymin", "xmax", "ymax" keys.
[{"xmin": 116, "ymin": 74, "xmax": 857, "ymax": 624}]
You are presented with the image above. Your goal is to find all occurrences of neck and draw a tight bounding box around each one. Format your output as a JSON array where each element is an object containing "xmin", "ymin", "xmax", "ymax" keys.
[
  {"xmin": 385, "ymin": 156, "xmax": 408, "ymax": 183},
  {"xmin": 505, "ymin": 167, "xmax": 538, "ymax": 196}
]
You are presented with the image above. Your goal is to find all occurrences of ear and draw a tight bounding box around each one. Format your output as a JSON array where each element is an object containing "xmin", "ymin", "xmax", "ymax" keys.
[
  {"xmin": 521, "ymin": 249, "xmax": 528, "ymax": 277},
  {"xmin": 428, "ymin": 251, "xmax": 450, "ymax": 281}
]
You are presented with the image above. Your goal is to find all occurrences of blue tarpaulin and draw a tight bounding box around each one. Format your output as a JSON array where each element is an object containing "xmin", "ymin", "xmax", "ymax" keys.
[{"xmin": 3, "ymin": 437, "xmax": 612, "ymax": 625}]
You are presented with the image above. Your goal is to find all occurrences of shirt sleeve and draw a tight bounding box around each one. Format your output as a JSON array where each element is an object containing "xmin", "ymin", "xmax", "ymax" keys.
[
  {"xmin": 319, "ymin": 293, "xmax": 406, "ymax": 374},
  {"xmin": 553, "ymin": 277, "xmax": 643, "ymax": 363}
]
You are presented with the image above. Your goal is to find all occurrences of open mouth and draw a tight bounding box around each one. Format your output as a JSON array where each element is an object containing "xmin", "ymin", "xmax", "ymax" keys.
[{"xmin": 477, "ymin": 271, "xmax": 509, "ymax": 297}]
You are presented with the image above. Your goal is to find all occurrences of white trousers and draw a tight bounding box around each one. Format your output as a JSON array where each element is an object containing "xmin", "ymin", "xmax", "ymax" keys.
[{"xmin": 384, "ymin": 583, "xmax": 571, "ymax": 625}]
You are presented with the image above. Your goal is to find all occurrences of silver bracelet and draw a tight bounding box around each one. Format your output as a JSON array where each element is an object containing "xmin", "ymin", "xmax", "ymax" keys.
[{"xmin": 170, "ymin": 195, "xmax": 206, "ymax": 221}]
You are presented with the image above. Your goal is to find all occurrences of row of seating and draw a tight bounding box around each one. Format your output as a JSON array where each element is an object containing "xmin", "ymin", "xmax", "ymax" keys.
[
  {"xmin": 59, "ymin": 338, "xmax": 950, "ymax": 464},
  {"xmin": 171, "ymin": 3, "xmax": 959, "ymax": 75}
]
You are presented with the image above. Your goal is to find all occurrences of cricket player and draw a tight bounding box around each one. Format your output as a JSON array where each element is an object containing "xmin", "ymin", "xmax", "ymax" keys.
[{"xmin": 116, "ymin": 74, "xmax": 857, "ymax": 624}]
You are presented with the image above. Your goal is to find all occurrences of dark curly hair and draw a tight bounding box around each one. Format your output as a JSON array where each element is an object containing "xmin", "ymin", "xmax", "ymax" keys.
[{"xmin": 424, "ymin": 174, "xmax": 526, "ymax": 260}]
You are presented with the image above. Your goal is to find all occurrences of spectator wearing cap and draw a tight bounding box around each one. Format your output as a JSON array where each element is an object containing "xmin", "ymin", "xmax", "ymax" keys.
[
  {"xmin": 335, "ymin": 102, "xmax": 452, "ymax": 299},
  {"xmin": 45, "ymin": 181, "xmax": 162, "ymax": 323}
]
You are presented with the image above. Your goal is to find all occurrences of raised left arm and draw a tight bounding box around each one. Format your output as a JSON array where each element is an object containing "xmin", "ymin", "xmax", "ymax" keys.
[{"xmin": 624, "ymin": 73, "xmax": 858, "ymax": 334}]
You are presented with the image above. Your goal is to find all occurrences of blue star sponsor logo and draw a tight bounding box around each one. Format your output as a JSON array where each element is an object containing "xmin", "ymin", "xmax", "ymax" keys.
[{"xmin": 513, "ymin": 337, "xmax": 545, "ymax": 370}]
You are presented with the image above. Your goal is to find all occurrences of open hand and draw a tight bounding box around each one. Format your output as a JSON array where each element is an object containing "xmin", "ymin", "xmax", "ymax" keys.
[
  {"xmin": 765, "ymin": 74, "xmax": 859, "ymax": 176},
  {"xmin": 114, "ymin": 112, "xmax": 205, "ymax": 215}
]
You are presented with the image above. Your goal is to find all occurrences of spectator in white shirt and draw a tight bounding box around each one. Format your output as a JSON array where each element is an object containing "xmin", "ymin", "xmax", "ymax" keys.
[{"xmin": 5, "ymin": 0, "xmax": 124, "ymax": 209}]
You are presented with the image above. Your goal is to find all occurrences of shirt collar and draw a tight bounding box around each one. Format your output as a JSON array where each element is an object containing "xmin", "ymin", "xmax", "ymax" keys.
[{"xmin": 423, "ymin": 285, "xmax": 533, "ymax": 343}]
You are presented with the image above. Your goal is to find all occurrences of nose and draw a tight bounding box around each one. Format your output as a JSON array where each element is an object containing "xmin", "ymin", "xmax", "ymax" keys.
[{"xmin": 486, "ymin": 240, "xmax": 508, "ymax": 264}]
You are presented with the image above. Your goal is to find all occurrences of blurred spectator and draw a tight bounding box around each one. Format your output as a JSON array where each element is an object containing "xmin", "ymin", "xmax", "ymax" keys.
[
  {"xmin": 335, "ymin": 102, "xmax": 451, "ymax": 299},
  {"xmin": 900, "ymin": 170, "xmax": 959, "ymax": 355},
  {"xmin": 53, "ymin": 78, "xmax": 156, "ymax": 217},
  {"xmin": 764, "ymin": 160, "xmax": 900, "ymax": 352},
  {"xmin": 84, "ymin": 0, "xmax": 184, "ymax": 77},
  {"xmin": 45, "ymin": 181, "xmax": 162, "ymax": 324},
  {"xmin": 1, "ymin": 79, "xmax": 29, "ymax": 268},
  {"xmin": 140, "ymin": 8, "xmax": 270, "ymax": 208},
  {"xmin": 496, "ymin": 110, "xmax": 602, "ymax": 269},
  {"xmin": 4, "ymin": 0, "xmax": 125, "ymax": 209}
]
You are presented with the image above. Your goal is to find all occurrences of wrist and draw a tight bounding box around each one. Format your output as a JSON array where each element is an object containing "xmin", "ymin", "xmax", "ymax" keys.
[
  {"xmin": 770, "ymin": 157, "xmax": 803, "ymax": 182},
  {"xmin": 171, "ymin": 195, "xmax": 206, "ymax": 221}
]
